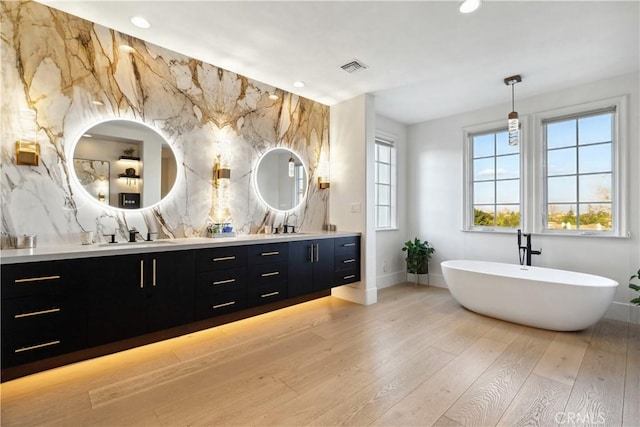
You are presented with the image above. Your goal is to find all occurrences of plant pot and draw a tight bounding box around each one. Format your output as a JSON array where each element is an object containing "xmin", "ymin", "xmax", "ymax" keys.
[{"xmin": 407, "ymin": 259, "xmax": 429, "ymax": 275}]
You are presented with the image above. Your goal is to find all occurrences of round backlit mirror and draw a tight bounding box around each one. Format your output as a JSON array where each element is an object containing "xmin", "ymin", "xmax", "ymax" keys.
[
  {"xmin": 72, "ymin": 119, "xmax": 178, "ymax": 210},
  {"xmin": 255, "ymin": 148, "xmax": 308, "ymax": 212}
]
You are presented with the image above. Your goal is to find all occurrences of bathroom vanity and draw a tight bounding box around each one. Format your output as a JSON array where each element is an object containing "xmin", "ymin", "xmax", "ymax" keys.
[{"xmin": 0, "ymin": 232, "xmax": 360, "ymax": 380}]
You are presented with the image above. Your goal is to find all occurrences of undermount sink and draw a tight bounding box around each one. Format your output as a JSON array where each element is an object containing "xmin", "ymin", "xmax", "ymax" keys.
[{"xmin": 97, "ymin": 240, "xmax": 176, "ymax": 247}]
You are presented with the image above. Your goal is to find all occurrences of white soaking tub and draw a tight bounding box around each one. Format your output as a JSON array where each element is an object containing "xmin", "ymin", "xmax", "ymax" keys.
[{"xmin": 441, "ymin": 260, "xmax": 618, "ymax": 331}]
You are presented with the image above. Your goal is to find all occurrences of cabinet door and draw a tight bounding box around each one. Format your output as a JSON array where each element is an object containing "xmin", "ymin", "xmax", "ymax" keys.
[
  {"xmin": 146, "ymin": 251, "xmax": 195, "ymax": 332},
  {"xmin": 87, "ymin": 255, "xmax": 147, "ymax": 346},
  {"xmin": 312, "ymin": 239, "xmax": 334, "ymax": 291},
  {"xmin": 288, "ymin": 240, "xmax": 313, "ymax": 297}
]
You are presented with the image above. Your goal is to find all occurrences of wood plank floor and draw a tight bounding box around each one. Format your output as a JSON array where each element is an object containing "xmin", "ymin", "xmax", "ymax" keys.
[{"xmin": 1, "ymin": 285, "xmax": 637, "ymax": 426}]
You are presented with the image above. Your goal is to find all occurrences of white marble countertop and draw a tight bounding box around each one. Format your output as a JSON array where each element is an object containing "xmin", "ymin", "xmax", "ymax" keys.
[{"xmin": 0, "ymin": 231, "xmax": 360, "ymax": 264}]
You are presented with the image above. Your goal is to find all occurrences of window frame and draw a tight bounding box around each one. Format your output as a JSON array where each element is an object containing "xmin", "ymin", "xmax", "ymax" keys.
[
  {"xmin": 532, "ymin": 96, "xmax": 628, "ymax": 237},
  {"xmin": 374, "ymin": 135, "xmax": 397, "ymax": 230},
  {"xmin": 463, "ymin": 119, "xmax": 525, "ymax": 232}
]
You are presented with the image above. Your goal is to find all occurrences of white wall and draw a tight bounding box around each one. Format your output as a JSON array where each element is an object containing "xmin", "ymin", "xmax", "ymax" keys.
[
  {"xmin": 408, "ymin": 72, "xmax": 640, "ymax": 323},
  {"xmin": 375, "ymin": 114, "xmax": 409, "ymax": 289},
  {"xmin": 330, "ymin": 94, "xmax": 377, "ymax": 305}
]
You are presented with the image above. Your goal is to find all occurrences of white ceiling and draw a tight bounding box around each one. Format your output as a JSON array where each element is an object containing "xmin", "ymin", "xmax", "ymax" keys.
[{"xmin": 37, "ymin": 1, "xmax": 639, "ymax": 125}]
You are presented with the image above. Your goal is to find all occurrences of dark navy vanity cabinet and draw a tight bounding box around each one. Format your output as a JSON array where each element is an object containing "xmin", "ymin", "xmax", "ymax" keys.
[
  {"xmin": 0, "ymin": 234, "xmax": 360, "ymax": 379},
  {"xmin": 1, "ymin": 260, "xmax": 87, "ymax": 367},
  {"xmin": 288, "ymin": 239, "xmax": 335, "ymax": 296},
  {"xmin": 86, "ymin": 250, "xmax": 195, "ymax": 347},
  {"xmin": 195, "ymin": 246, "xmax": 248, "ymax": 319},
  {"xmin": 247, "ymin": 242, "xmax": 289, "ymax": 306}
]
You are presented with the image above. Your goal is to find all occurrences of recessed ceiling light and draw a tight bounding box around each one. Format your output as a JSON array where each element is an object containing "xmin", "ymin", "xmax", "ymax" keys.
[
  {"xmin": 119, "ymin": 44, "xmax": 135, "ymax": 53},
  {"xmin": 268, "ymin": 94, "xmax": 280, "ymax": 100},
  {"xmin": 130, "ymin": 16, "xmax": 151, "ymax": 29},
  {"xmin": 292, "ymin": 81, "xmax": 305, "ymax": 88},
  {"xmin": 459, "ymin": 0, "xmax": 482, "ymax": 14}
]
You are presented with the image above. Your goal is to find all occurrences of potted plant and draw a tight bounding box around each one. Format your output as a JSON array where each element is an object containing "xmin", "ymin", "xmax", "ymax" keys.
[
  {"xmin": 630, "ymin": 268, "xmax": 640, "ymax": 306},
  {"xmin": 402, "ymin": 237, "xmax": 435, "ymax": 286}
]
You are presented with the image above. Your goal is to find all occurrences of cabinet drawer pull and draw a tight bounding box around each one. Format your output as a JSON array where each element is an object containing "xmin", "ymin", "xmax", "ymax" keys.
[
  {"xmin": 343, "ymin": 243, "xmax": 356, "ymax": 247},
  {"xmin": 261, "ymin": 291, "xmax": 280, "ymax": 298},
  {"xmin": 213, "ymin": 256, "xmax": 236, "ymax": 262},
  {"xmin": 14, "ymin": 275, "xmax": 61, "ymax": 284},
  {"xmin": 261, "ymin": 271, "xmax": 280, "ymax": 277},
  {"xmin": 212, "ymin": 278, "xmax": 236, "ymax": 286},
  {"xmin": 15, "ymin": 340, "xmax": 61, "ymax": 353},
  {"xmin": 213, "ymin": 301, "xmax": 236, "ymax": 309},
  {"xmin": 152, "ymin": 258, "xmax": 157, "ymax": 287},
  {"xmin": 343, "ymin": 274, "xmax": 356, "ymax": 280},
  {"xmin": 261, "ymin": 251, "xmax": 280, "ymax": 256},
  {"xmin": 343, "ymin": 259, "xmax": 356, "ymax": 264},
  {"xmin": 140, "ymin": 260, "xmax": 144, "ymax": 288},
  {"xmin": 14, "ymin": 307, "xmax": 61, "ymax": 319}
]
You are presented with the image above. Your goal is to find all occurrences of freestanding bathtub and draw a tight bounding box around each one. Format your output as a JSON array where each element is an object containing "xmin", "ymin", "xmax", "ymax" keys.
[{"xmin": 441, "ymin": 260, "xmax": 618, "ymax": 331}]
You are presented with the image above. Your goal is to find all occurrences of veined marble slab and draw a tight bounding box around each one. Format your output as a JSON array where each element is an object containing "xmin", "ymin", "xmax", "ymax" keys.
[
  {"xmin": 0, "ymin": 231, "xmax": 360, "ymax": 264},
  {"xmin": 1, "ymin": 1, "xmax": 330, "ymax": 247}
]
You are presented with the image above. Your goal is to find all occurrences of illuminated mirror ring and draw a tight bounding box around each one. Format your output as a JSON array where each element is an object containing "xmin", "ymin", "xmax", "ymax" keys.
[
  {"xmin": 70, "ymin": 118, "xmax": 179, "ymax": 211},
  {"xmin": 254, "ymin": 147, "xmax": 308, "ymax": 212}
]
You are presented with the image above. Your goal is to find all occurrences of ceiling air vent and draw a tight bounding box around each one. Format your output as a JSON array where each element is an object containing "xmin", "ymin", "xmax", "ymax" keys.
[{"xmin": 340, "ymin": 59, "xmax": 368, "ymax": 73}]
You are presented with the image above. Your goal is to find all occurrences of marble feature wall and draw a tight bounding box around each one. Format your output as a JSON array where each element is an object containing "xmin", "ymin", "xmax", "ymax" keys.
[{"xmin": 1, "ymin": 1, "xmax": 329, "ymax": 246}]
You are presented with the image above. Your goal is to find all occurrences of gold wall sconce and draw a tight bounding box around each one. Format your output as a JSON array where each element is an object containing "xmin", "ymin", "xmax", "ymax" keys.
[
  {"xmin": 317, "ymin": 159, "xmax": 330, "ymax": 189},
  {"xmin": 213, "ymin": 154, "xmax": 231, "ymax": 187},
  {"xmin": 15, "ymin": 141, "xmax": 40, "ymax": 166},
  {"xmin": 318, "ymin": 177, "xmax": 330, "ymax": 190}
]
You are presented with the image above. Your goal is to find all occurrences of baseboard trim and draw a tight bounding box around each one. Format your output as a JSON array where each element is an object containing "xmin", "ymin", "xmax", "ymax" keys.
[
  {"xmin": 606, "ymin": 301, "xmax": 640, "ymax": 324},
  {"xmin": 376, "ymin": 271, "xmax": 406, "ymax": 289},
  {"xmin": 331, "ymin": 282, "xmax": 377, "ymax": 305}
]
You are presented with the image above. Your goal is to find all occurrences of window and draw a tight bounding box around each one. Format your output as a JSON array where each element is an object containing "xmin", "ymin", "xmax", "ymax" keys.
[
  {"xmin": 294, "ymin": 164, "xmax": 305, "ymax": 205},
  {"xmin": 468, "ymin": 128, "xmax": 521, "ymax": 229},
  {"xmin": 375, "ymin": 138, "xmax": 396, "ymax": 229},
  {"xmin": 543, "ymin": 109, "xmax": 615, "ymax": 232},
  {"xmin": 463, "ymin": 96, "xmax": 627, "ymax": 237}
]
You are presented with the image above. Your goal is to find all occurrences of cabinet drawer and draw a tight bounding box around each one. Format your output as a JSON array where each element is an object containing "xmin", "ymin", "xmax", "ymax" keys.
[
  {"xmin": 334, "ymin": 253, "xmax": 359, "ymax": 271},
  {"xmin": 196, "ymin": 268, "xmax": 247, "ymax": 295},
  {"xmin": 195, "ymin": 291, "xmax": 247, "ymax": 319},
  {"xmin": 248, "ymin": 262, "xmax": 288, "ymax": 286},
  {"xmin": 247, "ymin": 243, "xmax": 288, "ymax": 265},
  {"xmin": 247, "ymin": 281, "xmax": 287, "ymax": 306},
  {"xmin": 334, "ymin": 267, "xmax": 360, "ymax": 286},
  {"xmin": 1, "ymin": 260, "xmax": 75, "ymax": 298},
  {"xmin": 1, "ymin": 326, "xmax": 85, "ymax": 368},
  {"xmin": 196, "ymin": 246, "xmax": 247, "ymax": 272},
  {"xmin": 334, "ymin": 237, "xmax": 360, "ymax": 256},
  {"xmin": 1, "ymin": 295, "xmax": 80, "ymax": 333}
]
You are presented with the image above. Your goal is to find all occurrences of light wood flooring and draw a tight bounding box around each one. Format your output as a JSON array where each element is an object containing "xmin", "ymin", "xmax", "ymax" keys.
[{"xmin": 1, "ymin": 284, "xmax": 638, "ymax": 426}]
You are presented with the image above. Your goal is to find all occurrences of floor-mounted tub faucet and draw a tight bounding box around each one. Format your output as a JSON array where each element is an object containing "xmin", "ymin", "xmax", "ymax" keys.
[{"xmin": 517, "ymin": 229, "xmax": 542, "ymax": 266}]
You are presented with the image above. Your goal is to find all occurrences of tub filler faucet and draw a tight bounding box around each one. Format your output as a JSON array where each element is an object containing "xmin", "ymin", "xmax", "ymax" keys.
[{"xmin": 517, "ymin": 229, "xmax": 542, "ymax": 266}]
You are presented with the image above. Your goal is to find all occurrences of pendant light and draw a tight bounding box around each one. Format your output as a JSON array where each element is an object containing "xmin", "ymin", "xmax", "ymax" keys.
[
  {"xmin": 288, "ymin": 157, "xmax": 295, "ymax": 177},
  {"xmin": 504, "ymin": 74, "xmax": 522, "ymax": 146}
]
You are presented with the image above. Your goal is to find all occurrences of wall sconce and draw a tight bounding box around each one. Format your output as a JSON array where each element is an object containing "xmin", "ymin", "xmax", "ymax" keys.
[
  {"xmin": 317, "ymin": 159, "xmax": 330, "ymax": 189},
  {"xmin": 15, "ymin": 108, "xmax": 39, "ymax": 166},
  {"xmin": 213, "ymin": 154, "xmax": 231, "ymax": 187},
  {"xmin": 504, "ymin": 74, "xmax": 522, "ymax": 146},
  {"xmin": 15, "ymin": 141, "xmax": 40, "ymax": 166}
]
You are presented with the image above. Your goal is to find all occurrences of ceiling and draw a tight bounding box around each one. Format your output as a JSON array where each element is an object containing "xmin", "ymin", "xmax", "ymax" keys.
[{"xmin": 37, "ymin": 1, "xmax": 639, "ymax": 125}]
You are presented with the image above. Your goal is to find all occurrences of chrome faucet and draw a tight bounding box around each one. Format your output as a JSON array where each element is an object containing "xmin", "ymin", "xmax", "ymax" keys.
[{"xmin": 517, "ymin": 229, "xmax": 542, "ymax": 266}]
